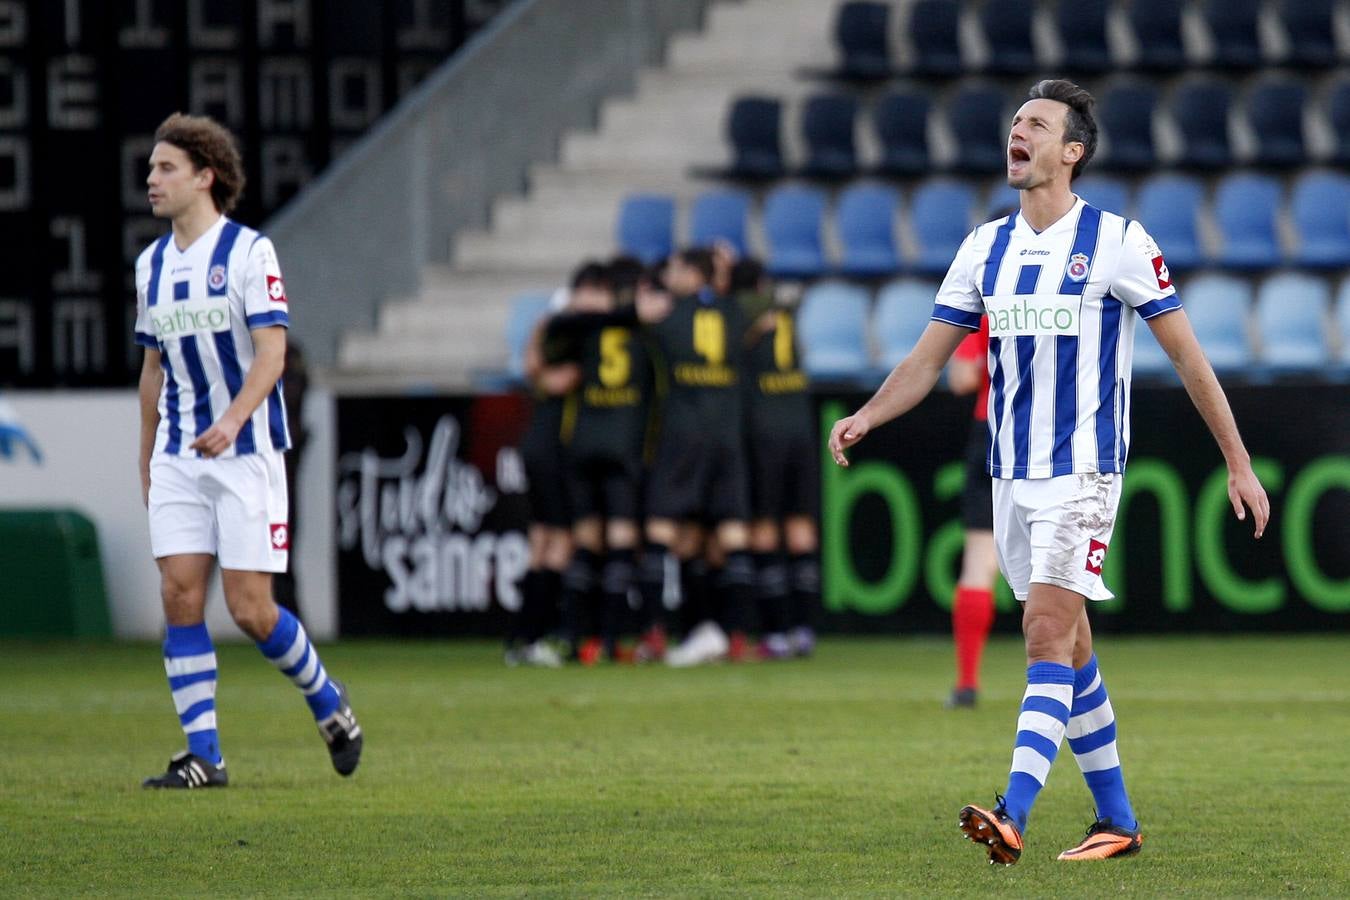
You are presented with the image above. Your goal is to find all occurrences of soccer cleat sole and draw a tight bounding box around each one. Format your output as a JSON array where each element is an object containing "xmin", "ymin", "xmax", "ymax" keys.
[
  {"xmin": 1057, "ymin": 831, "xmax": 1143, "ymax": 861},
  {"xmin": 959, "ymin": 805, "xmax": 1022, "ymax": 866}
]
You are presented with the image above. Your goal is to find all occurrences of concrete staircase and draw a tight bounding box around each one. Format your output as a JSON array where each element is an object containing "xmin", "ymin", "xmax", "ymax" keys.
[{"xmin": 336, "ymin": 0, "xmax": 837, "ymax": 384}]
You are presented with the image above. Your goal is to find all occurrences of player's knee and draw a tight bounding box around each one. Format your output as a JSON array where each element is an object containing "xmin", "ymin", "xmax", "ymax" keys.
[
  {"xmin": 1022, "ymin": 612, "xmax": 1073, "ymax": 663},
  {"xmin": 222, "ymin": 581, "xmax": 279, "ymax": 640},
  {"xmin": 160, "ymin": 578, "xmax": 206, "ymax": 620}
]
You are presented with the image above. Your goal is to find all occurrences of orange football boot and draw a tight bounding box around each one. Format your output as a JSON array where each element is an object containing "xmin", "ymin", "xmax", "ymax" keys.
[
  {"xmin": 1057, "ymin": 819, "xmax": 1143, "ymax": 860},
  {"xmin": 958, "ymin": 797, "xmax": 1024, "ymax": 866}
]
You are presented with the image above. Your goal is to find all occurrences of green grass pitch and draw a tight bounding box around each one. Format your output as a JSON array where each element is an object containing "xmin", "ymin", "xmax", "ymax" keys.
[{"xmin": 2, "ymin": 635, "xmax": 1348, "ymax": 897}]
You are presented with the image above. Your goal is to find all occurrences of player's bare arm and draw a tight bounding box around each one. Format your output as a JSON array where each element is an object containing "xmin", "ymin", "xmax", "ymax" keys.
[
  {"xmin": 138, "ymin": 347, "xmax": 164, "ymax": 506},
  {"xmin": 828, "ymin": 320, "xmax": 968, "ymax": 467},
  {"xmin": 1149, "ymin": 308, "xmax": 1270, "ymax": 537},
  {"xmin": 190, "ymin": 325, "xmax": 286, "ymax": 458}
]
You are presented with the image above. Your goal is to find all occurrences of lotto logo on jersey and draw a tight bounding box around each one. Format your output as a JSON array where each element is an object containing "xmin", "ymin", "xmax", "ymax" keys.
[
  {"xmin": 267, "ymin": 274, "xmax": 287, "ymax": 304},
  {"xmin": 270, "ymin": 523, "xmax": 290, "ymax": 550},
  {"xmin": 1151, "ymin": 254, "xmax": 1172, "ymax": 290},
  {"xmin": 1085, "ymin": 538, "xmax": 1108, "ymax": 575}
]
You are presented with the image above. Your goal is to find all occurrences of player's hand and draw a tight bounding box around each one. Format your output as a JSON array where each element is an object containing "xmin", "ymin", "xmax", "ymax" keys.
[
  {"xmin": 828, "ymin": 412, "xmax": 871, "ymax": 467},
  {"xmin": 190, "ymin": 416, "xmax": 242, "ymax": 458},
  {"xmin": 1228, "ymin": 463, "xmax": 1270, "ymax": 539}
]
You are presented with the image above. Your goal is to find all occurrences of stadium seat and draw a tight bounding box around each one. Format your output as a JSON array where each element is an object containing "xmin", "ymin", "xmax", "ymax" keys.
[
  {"xmin": 1131, "ymin": 318, "xmax": 1174, "ymax": 378},
  {"xmin": 908, "ymin": 0, "xmax": 963, "ymax": 77},
  {"xmin": 725, "ymin": 96, "xmax": 785, "ymax": 180},
  {"xmin": 1096, "ymin": 81, "xmax": 1158, "ymax": 171},
  {"xmin": 872, "ymin": 89, "xmax": 931, "ymax": 178},
  {"xmin": 1053, "ymin": 0, "xmax": 1113, "ymax": 74},
  {"xmin": 1213, "ymin": 173, "xmax": 1283, "ymax": 271},
  {"xmin": 1127, "ymin": 0, "xmax": 1188, "ymax": 71},
  {"xmin": 763, "ymin": 184, "xmax": 828, "ymax": 279},
  {"xmin": 947, "ymin": 83, "xmax": 1007, "ymax": 174},
  {"xmin": 689, "ymin": 189, "xmax": 751, "ymax": 257},
  {"xmin": 830, "ymin": 1, "xmax": 895, "ymax": 81},
  {"xmin": 1073, "ymin": 175, "xmax": 1130, "ymax": 216},
  {"xmin": 1255, "ymin": 272, "xmax": 1332, "ymax": 370},
  {"xmin": 616, "ymin": 194, "xmax": 674, "ymax": 266},
  {"xmin": 1247, "ymin": 78, "xmax": 1308, "ymax": 168},
  {"xmin": 1135, "ymin": 174, "xmax": 1206, "ymax": 271},
  {"xmin": 1337, "ymin": 278, "xmax": 1350, "ymax": 366},
  {"xmin": 980, "ymin": 0, "xmax": 1037, "ymax": 74},
  {"xmin": 799, "ymin": 93, "xmax": 860, "ymax": 179},
  {"xmin": 796, "ymin": 280, "xmax": 871, "ymax": 379},
  {"xmin": 986, "ymin": 181, "xmax": 1019, "ymax": 218},
  {"xmin": 1181, "ymin": 273, "xmax": 1254, "ymax": 372},
  {"xmin": 1199, "ymin": 0, "xmax": 1263, "ymax": 70},
  {"xmin": 1171, "ymin": 77, "xmax": 1234, "ymax": 170},
  {"xmin": 910, "ymin": 179, "xmax": 975, "ymax": 276},
  {"xmin": 505, "ymin": 292, "xmax": 554, "ymax": 382},
  {"xmin": 1278, "ymin": 0, "xmax": 1339, "ymax": 68},
  {"xmin": 1326, "ymin": 78, "xmax": 1350, "ymax": 167},
  {"xmin": 874, "ymin": 278, "xmax": 938, "ymax": 370},
  {"xmin": 1290, "ymin": 171, "xmax": 1350, "ymax": 269},
  {"xmin": 836, "ymin": 182, "xmax": 901, "ymax": 278}
]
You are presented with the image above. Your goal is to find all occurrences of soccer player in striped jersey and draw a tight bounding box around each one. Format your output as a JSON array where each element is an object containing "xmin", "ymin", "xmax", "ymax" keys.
[
  {"xmin": 135, "ymin": 113, "xmax": 361, "ymax": 788},
  {"xmin": 829, "ymin": 80, "xmax": 1269, "ymax": 864}
]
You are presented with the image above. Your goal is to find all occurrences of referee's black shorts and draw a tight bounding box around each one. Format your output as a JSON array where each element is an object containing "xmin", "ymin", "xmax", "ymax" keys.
[{"xmin": 961, "ymin": 419, "xmax": 994, "ymax": 531}]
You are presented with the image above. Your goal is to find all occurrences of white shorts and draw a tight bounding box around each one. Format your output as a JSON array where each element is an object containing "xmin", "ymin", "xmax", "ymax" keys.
[
  {"xmin": 992, "ymin": 473, "xmax": 1122, "ymax": 603},
  {"xmin": 148, "ymin": 451, "xmax": 290, "ymax": 573}
]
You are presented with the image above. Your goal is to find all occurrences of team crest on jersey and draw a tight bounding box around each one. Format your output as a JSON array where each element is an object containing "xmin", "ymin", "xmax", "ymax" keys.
[
  {"xmin": 267, "ymin": 274, "xmax": 287, "ymax": 304},
  {"xmin": 1085, "ymin": 538, "xmax": 1108, "ymax": 575},
  {"xmin": 270, "ymin": 523, "xmax": 290, "ymax": 551},
  {"xmin": 1065, "ymin": 252, "xmax": 1090, "ymax": 282},
  {"xmin": 208, "ymin": 264, "xmax": 227, "ymax": 291}
]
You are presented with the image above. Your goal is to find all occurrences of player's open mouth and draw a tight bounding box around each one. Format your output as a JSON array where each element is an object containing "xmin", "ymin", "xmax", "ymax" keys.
[{"xmin": 1008, "ymin": 146, "xmax": 1031, "ymax": 165}]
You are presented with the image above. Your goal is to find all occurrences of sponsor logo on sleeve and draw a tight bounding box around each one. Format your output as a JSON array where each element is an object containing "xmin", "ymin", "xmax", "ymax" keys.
[
  {"xmin": 266, "ymin": 274, "xmax": 287, "ymax": 304},
  {"xmin": 1151, "ymin": 254, "xmax": 1171, "ymax": 290}
]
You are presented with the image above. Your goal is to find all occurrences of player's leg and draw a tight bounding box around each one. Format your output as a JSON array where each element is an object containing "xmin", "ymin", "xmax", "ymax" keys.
[
  {"xmin": 708, "ymin": 442, "xmax": 756, "ymax": 660},
  {"xmin": 564, "ymin": 512, "xmax": 604, "ymax": 664},
  {"xmin": 749, "ymin": 519, "xmax": 790, "ymax": 659},
  {"xmin": 950, "ymin": 423, "xmax": 997, "ymax": 707},
  {"xmin": 782, "ymin": 432, "xmax": 821, "ymax": 658},
  {"xmin": 143, "ymin": 456, "xmax": 228, "ymax": 789},
  {"xmin": 1058, "ymin": 607, "xmax": 1142, "ymax": 860}
]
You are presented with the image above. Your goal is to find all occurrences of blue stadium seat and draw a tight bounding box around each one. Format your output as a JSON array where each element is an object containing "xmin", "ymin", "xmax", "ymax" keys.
[
  {"xmin": 1247, "ymin": 78, "xmax": 1308, "ymax": 168},
  {"xmin": 1172, "ymin": 77, "xmax": 1234, "ymax": 170},
  {"xmin": 1182, "ymin": 274, "xmax": 1254, "ymax": 372},
  {"xmin": 616, "ymin": 194, "xmax": 674, "ymax": 265},
  {"xmin": 763, "ymin": 184, "xmax": 829, "ymax": 279},
  {"xmin": 836, "ymin": 182, "xmax": 901, "ymax": 278},
  {"xmin": 1073, "ymin": 175, "xmax": 1130, "ymax": 216},
  {"xmin": 1128, "ymin": 0, "xmax": 1187, "ymax": 71},
  {"xmin": 796, "ymin": 280, "xmax": 871, "ymax": 379},
  {"xmin": 800, "ymin": 93, "xmax": 860, "ymax": 179},
  {"xmin": 506, "ymin": 292, "xmax": 554, "ymax": 382},
  {"xmin": 872, "ymin": 89, "xmax": 931, "ymax": 178},
  {"xmin": 986, "ymin": 181, "xmax": 1019, "ymax": 219},
  {"xmin": 1131, "ymin": 318, "xmax": 1174, "ymax": 378},
  {"xmin": 1327, "ymin": 78, "xmax": 1350, "ymax": 167},
  {"xmin": 1337, "ymin": 278, "xmax": 1350, "ymax": 367},
  {"xmin": 948, "ymin": 83, "xmax": 1007, "ymax": 174},
  {"xmin": 1256, "ymin": 272, "xmax": 1332, "ymax": 370},
  {"xmin": 1053, "ymin": 0, "xmax": 1113, "ymax": 74},
  {"xmin": 832, "ymin": 1, "xmax": 894, "ymax": 80},
  {"xmin": 981, "ymin": 0, "xmax": 1036, "ymax": 74},
  {"xmin": 726, "ymin": 96, "xmax": 785, "ymax": 180},
  {"xmin": 1200, "ymin": 0, "xmax": 1263, "ymax": 70},
  {"xmin": 1135, "ymin": 174, "xmax": 1206, "ymax": 271},
  {"xmin": 690, "ymin": 189, "xmax": 751, "ymax": 257},
  {"xmin": 910, "ymin": 179, "xmax": 975, "ymax": 276},
  {"xmin": 1097, "ymin": 81, "xmax": 1158, "ymax": 171},
  {"xmin": 1214, "ymin": 173, "xmax": 1283, "ymax": 271},
  {"xmin": 874, "ymin": 279, "xmax": 938, "ymax": 370},
  {"xmin": 1278, "ymin": 0, "xmax": 1339, "ymax": 68},
  {"xmin": 908, "ymin": 0, "xmax": 963, "ymax": 77},
  {"xmin": 1291, "ymin": 171, "xmax": 1350, "ymax": 269}
]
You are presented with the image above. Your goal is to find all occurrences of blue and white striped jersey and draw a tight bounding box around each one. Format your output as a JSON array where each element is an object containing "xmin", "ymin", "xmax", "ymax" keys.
[
  {"xmin": 134, "ymin": 216, "xmax": 291, "ymax": 459},
  {"xmin": 931, "ymin": 197, "xmax": 1180, "ymax": 479}
]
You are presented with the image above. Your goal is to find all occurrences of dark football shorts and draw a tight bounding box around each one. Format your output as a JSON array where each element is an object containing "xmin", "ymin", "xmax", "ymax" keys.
[
  {"xmin": 961, "ymin": 419, "xmax": 994, "ymax": 531},
  {"xmin": 566, "ymin": 447, "xmax": 643, "ymax": 522},
  {"xmin": 747, "ymin": 428, "xmax": 819, "ymax": 520},
  {"xmin": 645, "ymin": 433, "xmax": 750, "ymax": 524}
]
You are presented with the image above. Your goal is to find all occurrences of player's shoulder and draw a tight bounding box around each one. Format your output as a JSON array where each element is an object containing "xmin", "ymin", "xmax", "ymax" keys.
[{"xmin": 135, "ymin": 232, "xmax": 171, "ymax": 268}]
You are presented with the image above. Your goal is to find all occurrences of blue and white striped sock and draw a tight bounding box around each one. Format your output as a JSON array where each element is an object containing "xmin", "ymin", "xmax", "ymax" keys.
[
  {"xmin": 163, "ymin": 623, "xmax": 222, "ymax": 766},
  {"xmin": 1067, "ymin": 654, "xmax": 1137, "ymax": 831},
  {"xmin": 256, "ymin": 608, "xmax": 341, "ymax": 721},
  {"xmin": 1002, "ymin": 661, "xmax": 1075, "ymax": 832}
]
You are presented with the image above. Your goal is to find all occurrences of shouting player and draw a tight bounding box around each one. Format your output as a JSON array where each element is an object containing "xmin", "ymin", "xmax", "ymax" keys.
[
  {"xmin": 135, "ymin": 113, "xmax": 362, "ymax": 788},
  {"xmin": 828, "ymin": 80, "xmax": 1268, "ymax": 863}
]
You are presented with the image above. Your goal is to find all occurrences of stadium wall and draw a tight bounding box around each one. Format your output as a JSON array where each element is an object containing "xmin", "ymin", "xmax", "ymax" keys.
[{"xmin": 266, "ymin": 0, "xmax": 710, "ymax": 365}]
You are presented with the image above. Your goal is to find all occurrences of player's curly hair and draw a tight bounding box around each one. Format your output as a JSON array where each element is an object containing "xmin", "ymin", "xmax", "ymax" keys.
[
  {"xmin": 1027, "ymin": 79, "xmax": 1097, "ymax": 180},
  {"xmin": 153, "ymin": 112, "xmax": 246, "ymax": 213}
]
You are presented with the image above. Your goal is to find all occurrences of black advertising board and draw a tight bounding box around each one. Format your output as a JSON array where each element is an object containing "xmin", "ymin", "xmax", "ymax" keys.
[
  {"xmin": 336, "ymin": 393, "xmax": 531, "ymax": 636},
  {"xmin": 335, "ymin": 385, "xmax": 1349, "ymax": 635}
]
